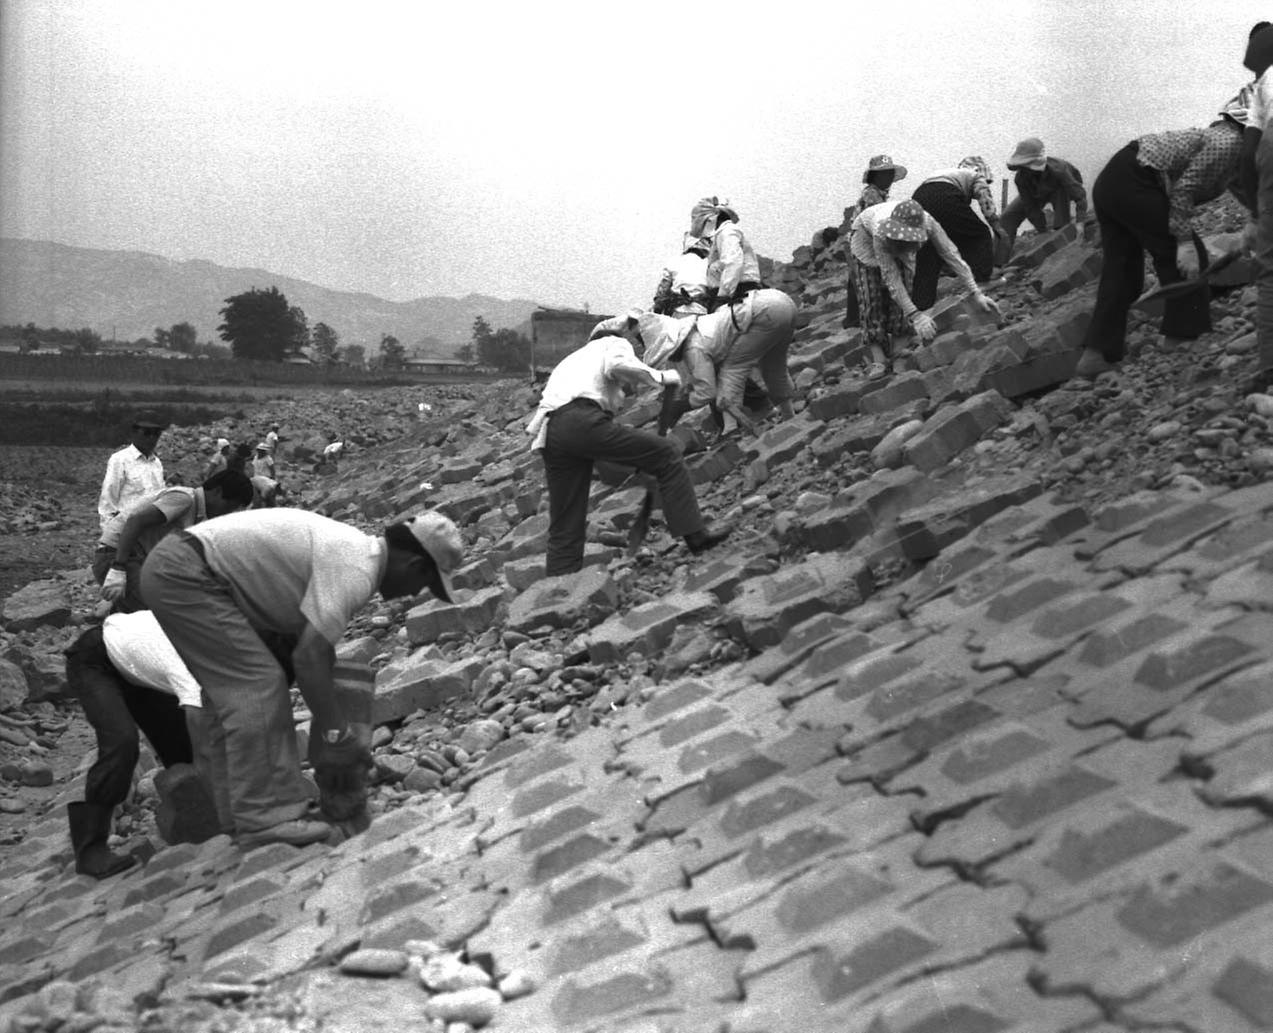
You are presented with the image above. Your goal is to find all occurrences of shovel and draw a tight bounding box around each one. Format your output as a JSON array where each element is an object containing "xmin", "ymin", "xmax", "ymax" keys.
[
  {"xmin": 626, "ymin": 383, "xmax": 682, "ymax": 556},
  {"xmin": 1132, "ymin": 249, "xmax": 1244, "ymax": 316}
]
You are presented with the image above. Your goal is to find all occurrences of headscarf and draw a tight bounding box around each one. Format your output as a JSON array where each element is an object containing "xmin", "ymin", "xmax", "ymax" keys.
[
  {"xmin": 958, "ymin": 156, "xmax": 993, "ymax": 184},
  {"xmin": 689, "ymin": 197, "xmax": 739, "ymax": 238},
  {"xmin": 1245, "ymin": 24, "xmax": 1273, "ymax": 77}
]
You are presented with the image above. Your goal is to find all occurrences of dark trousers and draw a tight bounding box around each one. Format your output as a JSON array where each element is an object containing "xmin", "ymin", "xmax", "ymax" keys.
[
  {"xmin": 1082, "ymin": 142, "xmax": 1209, "ymax": 361},
  {"xmin": 911, "ymin": 182, "xmax": 996, "ymax": 310},
  {"xmin": 540, "ymin": 399, "xmax": 705, "ymax": 576},
  {"xmin": 1001, "ymin": 189, "xmax": 1077, "ymax": 251},
  {"xmin": 64, "ymin": 625, "xmax": 192, "ymax": 808}
]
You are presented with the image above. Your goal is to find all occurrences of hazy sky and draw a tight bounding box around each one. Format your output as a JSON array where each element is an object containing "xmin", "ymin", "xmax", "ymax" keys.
[{"xmin": 1, "ymin": 1, "xmax": 1269, "ymax": 315}]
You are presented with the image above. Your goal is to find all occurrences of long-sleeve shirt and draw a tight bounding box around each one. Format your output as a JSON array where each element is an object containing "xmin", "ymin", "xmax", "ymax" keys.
[
  {"xmin": 706, "ymin": 222, "xmax": 761, "ymax": 299},
  {"xmin": 98, "ymin": 445, "xmax": 164, "ymax": 533},
  {"xmin": 856, "ymin": 184, "xmax": 890, "ymax": 211},
  {"xmin": 525, "ymin": 336, "xmax": 664, "ymax": 450},
  {"xmin": 1012, "ymin": 158, "xmax": 1088, "ymax": 221},
  {"xmin": 1135, "ymin": 124, "xmax": 1245, "ymax": 240},
  {"xmin": 849, "ymin": 201, "xmax": 978, "ymax": 319},
  {"xmin": 921, "ymin": 166, "xmax": 1000, "ymax": 223}
]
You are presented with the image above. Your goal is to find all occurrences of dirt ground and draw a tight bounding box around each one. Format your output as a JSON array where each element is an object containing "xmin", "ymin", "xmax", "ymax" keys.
[{"xmin": 0, "ymin": 446, "xmax": 108, "ymax": 599}]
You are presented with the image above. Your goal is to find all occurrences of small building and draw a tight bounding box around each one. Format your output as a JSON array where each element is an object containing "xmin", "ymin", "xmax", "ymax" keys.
[
  {"xmin": 404, "ymin": 358, "xmax": 481, "ymax": 376},
  {"xmin": 530, "ymin": 307, "xmax": 613, "ymax": 376}
]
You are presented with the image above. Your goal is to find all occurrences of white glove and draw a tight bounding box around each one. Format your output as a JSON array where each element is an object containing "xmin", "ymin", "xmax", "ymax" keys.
[
  {"xmin": 101, "ymin": 567, "xmax": 128, "ymax": 602},
  {"xmin": 660, "ymin": 369, "xmax": 683, "ymax": 389},
  {"xmin": 1243, "ymin": 220, "xmax": 1259, "ymax": 256},
  {"xmin": 910, "ymin": 311, "xmax": 937, "ymax": 342},
  {"xmin": 971, "ymin": 290, "xmax": 1001, "ymax": 316},
  {"xmin": 1176, "ymin": 240, "xmax": 1200, "ymax": 278}
]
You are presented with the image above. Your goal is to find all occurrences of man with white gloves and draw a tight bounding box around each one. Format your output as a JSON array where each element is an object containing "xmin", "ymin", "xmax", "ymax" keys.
[
  {"xmin": 849, "ymin": 198, "xmax": 1000, "ymax": 379},
  {"xmin": 526, "ymin": 318, "xmax": 731, "ymax": 575},
  {"xmin": 95, "ymin": 470, "xmax": 254, "ymax": 614}
]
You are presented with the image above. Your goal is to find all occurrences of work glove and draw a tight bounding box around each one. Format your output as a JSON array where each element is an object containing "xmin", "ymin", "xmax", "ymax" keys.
[
  {"xmin": 1176, "ymin": 240, "xmax": 1201, "ymax": 279},
  {"xmin": 910, "ymin": 311, "xmax": 938, "ymax": 342},
  {"xmin": 971, "ymin": 291, "xmax": 1002, "ymax": 316},
  {"xmin": 1243, "ymin": 220, "xmax": 1259, "ymax": 256},
  {"xmin": 100, "ymin": 567, "xmax": 128, "ymax": 603},
  {"xmin": 309, "ymin": 728, "xmax": 372, "ymax": 821},
  {"xmin": 660, "ymin": 368, "xmax": 683, "ymax": 389}
]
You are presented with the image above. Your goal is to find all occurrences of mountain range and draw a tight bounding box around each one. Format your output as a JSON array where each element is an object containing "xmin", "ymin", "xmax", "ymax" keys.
[{"xmin": 0, "ymin": 238, "xmax": 542, "ymax": 355}]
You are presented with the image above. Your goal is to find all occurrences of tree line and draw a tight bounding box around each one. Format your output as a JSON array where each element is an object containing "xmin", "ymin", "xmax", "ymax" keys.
[{"xmin": 5, "ymin": 285, "xmax": 534, "ymax": 371}]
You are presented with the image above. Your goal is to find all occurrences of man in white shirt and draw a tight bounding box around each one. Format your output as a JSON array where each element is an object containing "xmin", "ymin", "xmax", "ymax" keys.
[
  {"xmin": 140, "ymin": 508, "xmax": 463, "ymax": 849},
  {"xmin": 64, "ymin": 610, "xmax": 214, "ymax": 878},
  {"xmin": 97, "ymin": 411, "xmax": 166, "ymax": 535},
  {"xmin": 525, "ymin": 321, "xmax": 731, "ymax": 575}
]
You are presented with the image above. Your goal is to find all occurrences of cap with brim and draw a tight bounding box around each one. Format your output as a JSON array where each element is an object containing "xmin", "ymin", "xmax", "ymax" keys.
[
  {"xmin": 255, "ymin": 442, "xmax": 271, "ymax": 452},
  {"xmin": 878, "ymin": 200, "xmax": 929, "ymax": 243},
  {"xmin": 215, "ymin": 438, "xmax": 230, "ymax": 449},
  {"xmin": 134, "ymin": 410, "xmax": 165, "ymax": 429},
  {"xmin": 405, "ymin": 511, "xmax": 463, "ymax": 603}
]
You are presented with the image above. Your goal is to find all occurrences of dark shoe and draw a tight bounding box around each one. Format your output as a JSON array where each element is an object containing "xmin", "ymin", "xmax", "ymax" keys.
[
  {"xmin": 684, "ymin": 523, "xmax": 733, "ymax": 555},
  {"xmin": 237, "ymin": 818, "xmax": 332, "ymax": 850},
  {"xmin": 67, "ymin": 802, "xmax": 138, "ymax": 879}
]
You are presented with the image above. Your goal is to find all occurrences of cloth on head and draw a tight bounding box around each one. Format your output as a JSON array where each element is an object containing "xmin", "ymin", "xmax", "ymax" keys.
[
  {"xmin": 1007, "ymin": 137, "xmax": 1047, "ymax": 171},
  {"xmin": 404, "ymin": 512, "xmax": 463, "ymax": 603},
  {"xmin": 636, "ymin": 312, "xmax": 695, "ymax": 369},
  {"xmin": 689, "ymin": 197, "xmax": 739, "ymax": 238},
  {"xmin": 215, "ymin": 438, "xmax": 230, "ymax": 450},
  {"xmin": 588, "ymin": 309, "xmax": 642, "ymax": 342},
  {"xmin": 1245, "ymin": 24, "xmax": 1273, "ymax": 76},
  {"xmin": 958, "ymin": 156, "xmax": 993, "ymax": 183}
]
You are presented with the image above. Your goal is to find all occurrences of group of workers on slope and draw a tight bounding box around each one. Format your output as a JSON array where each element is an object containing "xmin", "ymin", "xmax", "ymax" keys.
[
  {"xmin": 68, "ymin": 409, "xmax": 464, "ymax": 878},
  {"xmin": 845, "ymin": 21, "xmax": 1273, "ymax": 393},
  {"xmin": 527, "ymin": 196, "xmax": 806, "ymax": 576}
]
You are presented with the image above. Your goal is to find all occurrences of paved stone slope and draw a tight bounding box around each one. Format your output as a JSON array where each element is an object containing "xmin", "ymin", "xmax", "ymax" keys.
[{"xmin": 3, "ymin": 211, "xmax": 1273, "ymax": 1032}]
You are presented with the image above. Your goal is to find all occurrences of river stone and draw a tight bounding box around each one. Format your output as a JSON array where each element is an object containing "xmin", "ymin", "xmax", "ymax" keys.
[
  {"xmin": 340, "ymin": 948, "xmax": 409, "ymax": 977},
  {"xmin": 424, "ymin": 987, "xmax": 501, "ymax": 1027}
]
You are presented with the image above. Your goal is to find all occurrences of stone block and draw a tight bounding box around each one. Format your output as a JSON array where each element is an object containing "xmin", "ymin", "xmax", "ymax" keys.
[
  {"xmin": 858, "ymin": 372, "xmax": 928, "ymax": 416},
  {"xmin": 724, "ymin": 553, "xmax": 873, "ymax": 650},
  {"xmin": 405, "ymin": 585, "xmax": 505, "ymax": 645},
  {"xmin": 506, "ymin": 567, "xmax": 618, "ymax": 633},
  {"xmin": 502, "ymin": 543, "xmax": 615, "ymax": 592},
  {"xmin": 1031, "ymin": 243, "xmax": 1103, "ymax": 299},
  {"xmin": 429, "ymin": 482, "xmax": 501, "ymax": 527},
  {"xmin": 687, "ymin": 440, "xmax": 747, "ymax": 485},
  {"xmin": 1, "ymin": 580, "xmax": 72, "ymax": 633},
  {"xmin": 586, "ymin": 591, "xmax": 719, "ymax": 663},
  {"xmin": 806, "ymin": 380, "xmax": 887, "ymax": 422},
  {"xmin": 750, "ymin": 418, "xmax": 825, "ymax": 467},
  {"xmin": 372, "ymin": 655, "xmax": 485, "ymax": 724},
  {"xmin": 799, "ymin": 467, "xmax": 938, "ymax": 552}
]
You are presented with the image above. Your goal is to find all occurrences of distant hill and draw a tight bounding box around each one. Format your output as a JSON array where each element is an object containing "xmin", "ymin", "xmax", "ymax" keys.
[{"xmin": 0, "ymin": 238, "xmax": 541, "ymax": 356}]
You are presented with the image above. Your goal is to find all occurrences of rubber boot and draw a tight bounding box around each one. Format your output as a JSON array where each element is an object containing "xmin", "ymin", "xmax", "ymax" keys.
[{"xmin": 67, "ymin": 802, "xmax": 137, "ymax": 879}]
